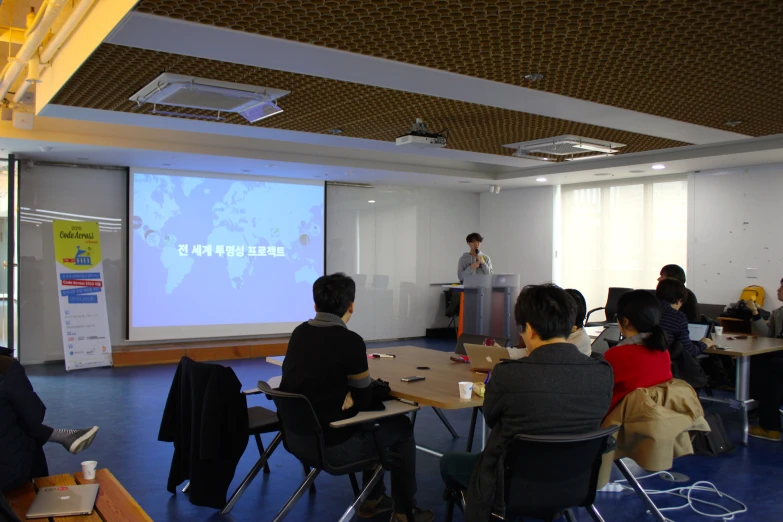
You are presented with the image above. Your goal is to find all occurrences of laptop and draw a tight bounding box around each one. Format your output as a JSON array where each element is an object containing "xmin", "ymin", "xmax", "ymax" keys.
[
  {"xmin": 464, "ymin": 343, "xmax": 509, "ymax": 372},
  {"xmin": 688, "ymin": 323, "xmax": 711, "ymax": 342},
  {"xmin": 26, "ymin": 484, "xmax": 100, "ymax": 519}
]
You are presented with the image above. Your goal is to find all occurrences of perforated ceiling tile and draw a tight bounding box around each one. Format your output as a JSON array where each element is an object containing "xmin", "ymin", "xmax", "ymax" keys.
[
  {"xmin": 53, "ymin": 44, "xmax": 689, "ymax": 158},
  {"xmin": 131, "ymin": 0, "xmax": 783, "ymax": 137}
]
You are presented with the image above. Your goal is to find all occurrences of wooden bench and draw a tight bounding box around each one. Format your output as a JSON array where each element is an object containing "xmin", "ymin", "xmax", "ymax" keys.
[{"xmin": 6, "ymin": 469, "xmax": 151, "ymax": 522}]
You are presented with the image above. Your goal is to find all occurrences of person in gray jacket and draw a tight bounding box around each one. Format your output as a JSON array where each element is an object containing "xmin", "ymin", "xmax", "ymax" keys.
[
  {"xmin": 747, "ymin": 277, "xmax": 783, "ymax": 441},
  {"xmin": 457, "ymin": 232, "xmax": 493, "ymax": 282}
]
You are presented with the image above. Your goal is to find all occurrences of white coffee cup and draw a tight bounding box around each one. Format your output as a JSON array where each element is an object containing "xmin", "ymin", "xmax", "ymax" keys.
[
  {"xmin": 458, "ymin": 381, "xmax": 473, "ymax": 400},
  {"xmin": 81, "ymin": 461, "xmax": 97, "ymax": 480},
  {"xmin": 714, "ymin": 326, "xmax": 724, "ymax": 336}
]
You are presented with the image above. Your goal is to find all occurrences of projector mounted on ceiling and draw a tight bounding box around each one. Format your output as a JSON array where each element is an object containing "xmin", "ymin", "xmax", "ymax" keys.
[
  {"xmin": 129, "ymin": 73, "xmax": 290, "ymax": 123},
  {"xmin": 504, "ymin": 135, "xmax": 626, "ymax": 161},
  {"xmin": 395, "ymin": 118, "xmax": 448, "ymax": 148}
]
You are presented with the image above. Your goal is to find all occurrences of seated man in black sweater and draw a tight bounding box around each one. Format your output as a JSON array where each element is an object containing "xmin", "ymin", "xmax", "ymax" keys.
[
  {"xmin": 0, "ymin": 354, "xmax": 99, "ymax": 492},
  {"xmin": 280, "ymin": 273, "xmax": 433, "ymax": 522},
  {"xmin": 439, "ymin": 284, "xmax": 614, "ymax": 520}
]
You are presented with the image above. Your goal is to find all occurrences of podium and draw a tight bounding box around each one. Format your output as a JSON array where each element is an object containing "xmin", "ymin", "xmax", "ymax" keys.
[{"xmin": 462, "ymin": 273, "xmax": 520, "ymax": 341}]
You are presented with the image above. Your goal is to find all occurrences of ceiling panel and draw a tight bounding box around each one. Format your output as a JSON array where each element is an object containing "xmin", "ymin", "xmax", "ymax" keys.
[
  {"xmin": 53, "ymin": 44, "xmax": 687, "ymax": 158},
  {"xmin": 133, "ymin": 0, "xmax": 783, "ymax": 137}
]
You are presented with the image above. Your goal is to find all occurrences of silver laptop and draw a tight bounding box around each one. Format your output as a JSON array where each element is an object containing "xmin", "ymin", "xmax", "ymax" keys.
[
  {"xmin": 688, "ymin": 323, "xmax": 711, "ymax": 342},
  {"xmin": 464, "ymin": 343, "xmax": 509, "ymax": 372},
  {"xmin": 26, "ymin": 484, "xmax": 99, "ymax": 519}
]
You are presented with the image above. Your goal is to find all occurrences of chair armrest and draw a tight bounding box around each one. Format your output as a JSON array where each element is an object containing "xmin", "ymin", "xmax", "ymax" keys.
[
  {"xmin": 243, "ymin": 388, "xmax": 262, "ymax": 395},
  {"xmin": 585, "ymin": 307, "xmax": 605, "ymax": 324},
  {"xmin": 330, "ymin": 400, "xmax": 420, "ymax": 428}
]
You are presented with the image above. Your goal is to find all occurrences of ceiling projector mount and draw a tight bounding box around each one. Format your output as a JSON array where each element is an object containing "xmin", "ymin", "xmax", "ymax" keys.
[
  {"xmin": 129, "ymin": 73, "xmax": 290, "ymax": 123},
  {"xmin": 395, "ymin": 118, "xmax": 448, "ymax": 148}
]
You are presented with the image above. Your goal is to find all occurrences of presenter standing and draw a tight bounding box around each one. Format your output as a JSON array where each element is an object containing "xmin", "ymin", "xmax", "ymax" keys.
[{"xmin": 457, "ymin": 233, "xmax": 494, "ymax": 282}]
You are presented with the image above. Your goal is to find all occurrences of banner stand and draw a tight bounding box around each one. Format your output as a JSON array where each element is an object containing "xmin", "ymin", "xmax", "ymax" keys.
[{"xmin": 53, "ymin": 221, "xmax": 113, "ymax": 371}]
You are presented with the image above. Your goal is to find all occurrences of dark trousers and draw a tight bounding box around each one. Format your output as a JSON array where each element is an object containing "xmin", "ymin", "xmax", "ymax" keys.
[
  {"xmin": 751, "ymin": 352, "xmax": 783, "ymax": 431},
  {"xmin": 1, "ymin": 425, "xmax": 52, "ymax": 492},
  {"xmin": 326, "ymin": 415, "xmax": 417, "ymax": 514},
  {"xmin": 440, "ymin": 452, "xmax": 480, "ymax": 491}
]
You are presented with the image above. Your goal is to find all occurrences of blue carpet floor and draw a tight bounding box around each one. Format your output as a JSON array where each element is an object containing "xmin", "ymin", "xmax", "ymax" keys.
[{"xmin": 24, "ymin": 338, "xmax": 779, "ymax": 521}]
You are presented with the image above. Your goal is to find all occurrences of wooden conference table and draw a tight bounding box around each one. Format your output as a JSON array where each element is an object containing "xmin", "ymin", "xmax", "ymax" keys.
[
  {"xmin": 704, "ymin": 334, "xmax": 783, "ymax": 445},
  {"xmin": 6, "ymin": 469, "xmax": 151, "ymax": 522},
  {"xmin": 367, "ymin": 346, "xmax": 485, "ymax": 457}
]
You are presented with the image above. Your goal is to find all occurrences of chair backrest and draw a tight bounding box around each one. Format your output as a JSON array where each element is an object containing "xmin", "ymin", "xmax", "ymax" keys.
[
  {"xmin": 455, "ymin": 334, "xmax": 510, "ymax": 355},
  {"xmin": 605, "ymin": 287, "xmax": 634, "ymax": 321},
  {"xmin": 504, "ymin": 426, "xmax": 620, "ymax": 519},
  {"xmin": 257, "ymin": 381, "xmax": 326, "ymax": 469},
  {"xmin": 591, "ymin": 326, "xmax": 620, "ymax": 354}
]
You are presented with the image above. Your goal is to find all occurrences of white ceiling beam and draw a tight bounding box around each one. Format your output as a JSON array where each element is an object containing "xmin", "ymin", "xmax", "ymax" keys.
[{"xmin": 106, "ymin": 12, "xmax": 749, "ymax": 146}]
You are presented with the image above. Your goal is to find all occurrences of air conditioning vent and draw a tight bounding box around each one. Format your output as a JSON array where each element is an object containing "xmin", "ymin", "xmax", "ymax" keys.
[
  {"xmin": 129, "ymin": 73, "xmax": 290, "ymax": 122},
  {"xmin": 504, "ymin": 135, "xmax": 626, "ymax": 160}
]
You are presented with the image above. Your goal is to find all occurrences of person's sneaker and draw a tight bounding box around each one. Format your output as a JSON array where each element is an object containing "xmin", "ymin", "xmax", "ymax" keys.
[
  {"xmin": 390, "ymin": 507, "xmax": 435, "ymax": 522},
  {"xmin": 357, "ymin": 494, "xmax": 393, "ymax": 518},
  {"xmin": 749, "ymin": 426, "xmax": 781, "ymax": 442},
  {"xmin": 61, "ymin": 427, "xmax": 99, "ymax": 454}
]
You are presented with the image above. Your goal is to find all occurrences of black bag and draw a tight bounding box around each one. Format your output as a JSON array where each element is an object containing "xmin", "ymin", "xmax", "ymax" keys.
[
  {"xmin": 368, "ymin": 378, "xmax": 391, "ymax": 411},
  {"xmin": 692, "ymin": 413, "xmax": 735, "ymax": 456},
  {"xmin": 669, "ymin": 341, "xmax": 709, "ymax": 389}
]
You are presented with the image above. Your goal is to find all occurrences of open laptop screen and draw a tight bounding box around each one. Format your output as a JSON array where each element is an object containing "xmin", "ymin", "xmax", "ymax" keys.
[{"xmin": 688, "ymin": 323, "xmax": 711, "ymax": 342}]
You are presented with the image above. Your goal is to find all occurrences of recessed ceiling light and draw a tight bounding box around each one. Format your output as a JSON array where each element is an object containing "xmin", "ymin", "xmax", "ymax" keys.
[
  {"xmin": 329, "ymin": 128, "xmax": 343, "ymax": 135},
  {"xmin": 629, "ymin": 170, "xmax": 644, "ymax": 173},
  {"xmin": 242, "ymin": 169, "xmax": 251, "ymax": 173},
  {"xmin": 524, "ymin": 73, "xmax": 544, "ymax": 81},
  {"xmin": 536, "ymin": 177, "xmax": 547, "ymax": 182},
  {"xmin": 724, "ymin": 120, "xmax": 742, "ymax": 127},
  {"xmin": 368, "ymin": 200, "xmax": 376, "ymax": 203},
  {"xmin": 651, "ymin": 164, "xmax": 666, "ymax": 170},
  {"xmin": 266, "ymin": 164, "xmax": 277, "ymax": 168},
  {"xmin": 163, "ymin": 163, "xmax": 171, "ymax": 167},
  {"xmin": 594, "ymin": 173, "xmax": 613, "ymax": 177}
]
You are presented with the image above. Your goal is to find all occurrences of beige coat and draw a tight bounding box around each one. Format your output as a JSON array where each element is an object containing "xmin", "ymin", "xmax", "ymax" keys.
[{"xmin": 598, "ymin": 379, "xmax": 710, "ymax": 486}]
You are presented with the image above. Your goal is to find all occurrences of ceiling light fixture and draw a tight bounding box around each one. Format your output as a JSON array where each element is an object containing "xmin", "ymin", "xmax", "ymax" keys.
[
  {"xmin": 238, "ymin": 99, "xmax": 283, "ymax": 123},
  {"xmin": 512, "ymin": 147, "xmax": 550, "ymax": 161},
  {"xmin": 629, "ymin": 170, "xmax": 644, "ymax": 173},
  {"xmin": 724, "ymin": 120, "xmax": 742, "ymax": 127},
  {"xmin": 536, "ymin": 177, "xmax": 547, "ymax": 182},
  {"xmin": 368, "ymin": 200, "xmax": 376, "ymax": 203},
  {"xmin": 524, "ymin": 73, "xmax": 544, "ymax": 81},
  {"xmin": 329, "ymin": 128, "xmax": 343, "ymax": 135},
  {"xmin": 651, "ymin": 164, "xmax": 666, "ymax": 170}
]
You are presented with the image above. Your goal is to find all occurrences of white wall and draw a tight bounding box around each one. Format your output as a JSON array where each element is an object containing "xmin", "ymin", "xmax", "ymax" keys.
[
  {"xmin": 326, "ymin": 184, "xmax": 480, "ymax": 340},
  {"xmin": 690, "ymin": 164, "xmax": 783, "ymax": 310},
  {"xmin": 19, "ymin": 164, "xmax": 127, "ymax": 364},
  {"xmin": 479, "ymin": 186, "xmax": 555, "ymax": 287}
]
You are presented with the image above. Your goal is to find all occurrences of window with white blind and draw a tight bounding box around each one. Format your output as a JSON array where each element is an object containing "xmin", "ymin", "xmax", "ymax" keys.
[{"xmin": 555, "ymin": 176, "xmax": 688, "ymax": 319}]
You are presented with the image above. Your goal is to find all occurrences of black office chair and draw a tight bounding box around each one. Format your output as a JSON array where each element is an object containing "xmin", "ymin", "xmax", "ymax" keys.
[
  {"xmin": 444, "ymin": 426, "xmax": 619, "ymax": 522},
  {"xmin": 585, "ymin": 287, "xmax": 634, "ymax": 327},
  {"xmin": 444, "ymin": 289, "xmax": 461, "ymax": 331},
  {"xmin": 590, "ymin": 326, "xmax": 621, "ymax": 355},
  {"xmin": 219, "ymin": 405, "xmax": 284, "ymax": 514},
  {"xmin": 258, "ymin": 381, "xmax": 414, "ymax": 522}
]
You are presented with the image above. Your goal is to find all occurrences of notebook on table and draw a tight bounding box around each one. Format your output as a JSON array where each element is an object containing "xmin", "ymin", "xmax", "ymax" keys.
[
  {"xmin": 464, "ymin": 343, "xmax": 510, "ymax": 373},
  {"xmin": 25, "ymin": 484, "xmax": 99, "ymax": 519},
  {"xmin": 688, "ymin": 323, "xmax": 711, "ymax": 342}
]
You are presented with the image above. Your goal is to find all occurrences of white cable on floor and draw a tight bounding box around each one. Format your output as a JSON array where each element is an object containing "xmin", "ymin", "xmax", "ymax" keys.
[{"xmin": 608, "ymin": 472, "xmax": 748, "ymax": 521}]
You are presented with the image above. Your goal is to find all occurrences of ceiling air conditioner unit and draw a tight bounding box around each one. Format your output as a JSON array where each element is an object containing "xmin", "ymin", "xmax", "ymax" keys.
[
  {"xmin": 504, "ymin": 135, "xmax": 626, "ymax": 161},
  {"xmin": 129, "ymin": 73, "xmax": 290, "ymax": 123}
]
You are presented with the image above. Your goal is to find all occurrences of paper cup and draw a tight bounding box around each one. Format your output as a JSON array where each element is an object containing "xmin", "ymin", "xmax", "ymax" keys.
[
  {"xmin": 714, "ymin": 326, "xmax": 724, "ymax": 336},
  {"xmin": 458, "ymin": 381, "xmax": 473, "ymax": 399},
  {"xmin": 81, "ymin": 461, "xmax": 97, "ymax": 480}
]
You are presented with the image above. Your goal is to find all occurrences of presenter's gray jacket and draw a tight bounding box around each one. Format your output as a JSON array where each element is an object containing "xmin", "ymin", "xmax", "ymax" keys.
[{"xmin": 457, "ymin": 251, "xmax": 493, "ymax": 282}]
